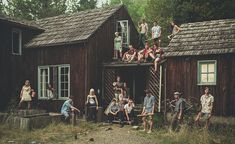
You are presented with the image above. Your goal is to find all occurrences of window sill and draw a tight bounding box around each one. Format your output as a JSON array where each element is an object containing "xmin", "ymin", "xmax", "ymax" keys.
[{"xmin": 197, "ymin": 83, "xmax": 216, "ymax": 86}]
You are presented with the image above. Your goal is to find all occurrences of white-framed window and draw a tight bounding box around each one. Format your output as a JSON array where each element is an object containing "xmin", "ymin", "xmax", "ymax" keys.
[
  {"xmin": 12, "ymin": 28, "xmax": 22, "ymax": 55},
  {"xmin": 116, "ymin": 20, "xmax": 130, "ymax": 48},
  {"xmin": 38, "ymin": 65, "xmax": 70, "ymax": 100},
  {"xmin": 197, "ymin": 60, "xmax": 217, "ymax": 85}
]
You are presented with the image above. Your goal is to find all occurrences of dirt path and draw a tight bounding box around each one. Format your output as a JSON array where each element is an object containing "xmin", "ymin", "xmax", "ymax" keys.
[{"xmin": 75, "ymin": 124, "xmax": 157, "ymax": 144}]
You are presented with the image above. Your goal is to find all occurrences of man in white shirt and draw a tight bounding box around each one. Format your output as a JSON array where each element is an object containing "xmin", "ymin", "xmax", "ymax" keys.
[
  {"xmin": 124, "ymin": 99, "xmax": 135, "ymax": 124},
  {"xmin": 151, "ymin": 21, "xmax": 161, "ymax": 47},
  {"xmin": 195, "ymin": 87, "xmax": 214, "ymax": 128}
]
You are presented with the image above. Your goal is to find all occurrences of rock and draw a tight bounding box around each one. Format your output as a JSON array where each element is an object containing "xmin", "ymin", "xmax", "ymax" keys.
[
  {"xmin": 105, "ymin": 127, "xmax": 113, "ymax": 131},
  {"xmin": 132, "ymin": 126, "xmax": 139, "ymax": 130},
  {"xmin": 89, "ymin": 138, "xmax": 94, "ymax": 142}
]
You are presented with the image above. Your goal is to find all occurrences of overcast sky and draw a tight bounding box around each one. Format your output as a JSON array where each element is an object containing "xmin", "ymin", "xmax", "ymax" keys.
[{"xmin": 97, "ymin": 0, "xmax": 109, "ymax": 7}]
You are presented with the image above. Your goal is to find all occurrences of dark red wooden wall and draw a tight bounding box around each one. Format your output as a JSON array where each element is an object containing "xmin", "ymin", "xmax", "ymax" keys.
[{"xmin": 165, "ymin": 54, "xmax": 235, "ymax": 116}]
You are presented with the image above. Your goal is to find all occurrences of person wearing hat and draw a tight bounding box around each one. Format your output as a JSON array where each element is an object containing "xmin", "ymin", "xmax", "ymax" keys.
[
  {"xmin": 140, "ymin": 89, "xmax": 156, "ymax": 134},
  {"xmin": 86, "ymin": 88, "xmax": 99, "ymax": 122},
  {"xmin": 61, "ymin": 96, "xmax": 80, "ymax": 123},
  {"xmin": 170, "ymin": 91, "xmax": 185, "ymax": 131}
]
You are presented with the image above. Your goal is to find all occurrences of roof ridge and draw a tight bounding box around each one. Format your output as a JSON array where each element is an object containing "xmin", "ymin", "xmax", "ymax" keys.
[
  {"xmin": 181, "ymin": 18, "xmax": 235, "ymax": 26},
  {"xmin": 37, "ymin": 4, "xmax": 123, "ymax": 22}
]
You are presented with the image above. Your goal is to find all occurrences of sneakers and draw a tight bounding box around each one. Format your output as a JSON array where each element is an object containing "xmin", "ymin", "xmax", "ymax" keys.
[
  {"xmin": 140, "ymin": 129, "xmax": 146, "ymax": 132},
  {"xmin": 147, "ymin": 130, "xmax": 152, "ymax": 134}
]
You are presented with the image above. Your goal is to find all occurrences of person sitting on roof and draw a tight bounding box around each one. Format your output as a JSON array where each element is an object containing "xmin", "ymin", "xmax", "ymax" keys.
[
  {"xmin": 168, "ymin": 21, "xmax": 181, "ymax": 39},
  {"xmin": 137, "ymin": 42, "xmax": 152, "ymax": 62},
  {"xmin": 122, "ymin": 44, "xmax": 137, "ymax": 62}
]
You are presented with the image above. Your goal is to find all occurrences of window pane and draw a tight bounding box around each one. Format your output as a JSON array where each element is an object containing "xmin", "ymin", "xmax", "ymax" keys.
[
  {"xmin": 201, "ymin": 74, "xmax": 208, "ymax": 83},
  {"xmin": 201, "ymin": 64, "xmax": 208, "ymax": 73},
  {"xmin": 208, "ymin": 74, "xmax": 215, "ymax": 82},
  {"xmin": 208, "ymin": 64, "xmax": 215, "ymax": 72}
]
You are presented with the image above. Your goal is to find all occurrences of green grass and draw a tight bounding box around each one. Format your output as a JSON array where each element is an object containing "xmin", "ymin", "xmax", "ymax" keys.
[
  {"xmin": 0, "ymin": 118, "xmax": 234, "ymax": 144},
  {"xmin": 138, "ymin": 124, "xmax": 235, "ymax": 144},
  {"xmin": 0, "ymin": 121, "xmax": 97, "ymax": 144}
]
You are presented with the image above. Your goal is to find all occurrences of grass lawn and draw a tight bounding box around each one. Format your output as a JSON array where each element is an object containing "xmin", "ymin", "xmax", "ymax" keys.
[{"xmin": 0, "ymin": 119, "xmax": 234, "ymax": 144}]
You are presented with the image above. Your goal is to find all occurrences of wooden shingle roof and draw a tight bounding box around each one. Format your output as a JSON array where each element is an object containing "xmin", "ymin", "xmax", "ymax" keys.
[
  {"xmin": 25, "ymin": 5, "xmax": 123, "ymax": 48},
  {"xmin": 165, "ymin": 19, "xmax": 235, "ymax": 57},
  {"xmin": 0, "ymin": 14, "xmax": 43, "ymax": 30}
]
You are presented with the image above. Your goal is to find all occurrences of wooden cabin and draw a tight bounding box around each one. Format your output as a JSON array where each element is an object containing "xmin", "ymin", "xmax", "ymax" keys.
[
  {"xmin": 164, "ymin": 19, "xmax": 235, "ymax": 116},
  {"xmin": 23, "ymin": 5, "xmax": 139, "ymax": 111},
  {"xmin": 0, "ymin": 14, "xmax": 43, "ymax": 110}
]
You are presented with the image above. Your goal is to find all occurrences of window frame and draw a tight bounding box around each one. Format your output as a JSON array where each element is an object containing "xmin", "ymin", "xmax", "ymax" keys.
[
  {"xmin": 116, "ymin": 20, "xmax": 130, "ymax": 48},
  {"xmin": 197, "ymin": 60, "xmax": 217, "ymax": 85},
  {"xmin": 38, "ymin": 64, "xmax": 70, "ymax": 100},
  {"xmin": 12, "ymin": 28, "xmax": 22, "ymax": 55}
]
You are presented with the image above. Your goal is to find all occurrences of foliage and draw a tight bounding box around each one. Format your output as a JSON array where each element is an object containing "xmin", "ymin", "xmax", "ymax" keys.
[
  {"xmin": 67, "ymin": 0, "xmax": 97, "ymax": 12},
  {"xmin": 5, "ymin": 0, "xmax": 67, "ymax": 20},
  {"xmin": 110, "ymin": 0, "xmax": 147, "ymax": 25},
  {"xmin": 172, "ymin": 0, "xmax": 235, "ymax": 24}
]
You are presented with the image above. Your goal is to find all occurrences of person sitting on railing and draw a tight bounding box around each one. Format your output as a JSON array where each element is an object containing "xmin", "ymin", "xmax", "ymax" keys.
[
  {"xmin": 122, "ymin": 44, "xmax": 137, "ymax": 62},
  {"xmin": 152, "ymin": 44, "xmax": 164, "ymax": 72},
  {"xmin": 137, "ymin": 42, "xmax": 152, "ymax": 62}
]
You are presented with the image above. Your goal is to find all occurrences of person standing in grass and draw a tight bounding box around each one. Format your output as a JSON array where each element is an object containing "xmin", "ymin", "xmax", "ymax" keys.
[
  {"xmin": 170, "ymin": 92, "xmax": 185, "ymax": 131},
  {"xmin": 195, "ymin": 87, "xmax": 214, "ymax": 129},
  {"xmin": 140, "ymin": 89, "xmax": 155, "ymax": 134}
]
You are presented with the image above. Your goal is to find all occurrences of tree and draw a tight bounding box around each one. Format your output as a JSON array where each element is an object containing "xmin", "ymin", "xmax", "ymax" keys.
[
  {"xmin": 172, "ymin": 0, "xmax": 235, "ymax": 23},
  {"xmin": 145, "ymin": 0, "xmax": 174, "ymax": 46},
  {"xmin": 110, "ymin": 0, "xmax": 147, "ymax": 25},
  {"xmin": 6, "ymin": 0, "xmax": 67, "ymax": 20},
  {"xmin": 67, "ymin": 0, "xmax": 97, "ymax": 12}
]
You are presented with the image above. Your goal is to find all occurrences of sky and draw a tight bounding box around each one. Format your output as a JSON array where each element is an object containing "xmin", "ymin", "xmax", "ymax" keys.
[{"xmin": 97, "ymin": 0, "xmax": 109, "ymax": 7}]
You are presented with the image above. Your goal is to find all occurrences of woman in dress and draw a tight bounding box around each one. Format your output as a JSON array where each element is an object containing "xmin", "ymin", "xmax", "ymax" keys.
[
  {"xmin": 114, "ymin": 32, "xmax": 123, "ymax": 59},
  {"xmin": 86, "ymin": 88, "xmax": 99, "ymax": 122},
  {"xmin": 18, "ymin": 80, "xmax": 33, "ymax": 109}
]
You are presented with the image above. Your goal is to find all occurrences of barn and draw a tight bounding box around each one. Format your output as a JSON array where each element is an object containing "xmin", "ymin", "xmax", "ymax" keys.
[
  {"xmin": 0, "ymin": 14, "xmax": 43, "ymax": 110},
  {"xmin": 23, "ymin": 5, "xmax": 139, "ymax": 111},
  {"xmin": 164, "ymin": 19, "xmax": 235, "ymax": 116}
]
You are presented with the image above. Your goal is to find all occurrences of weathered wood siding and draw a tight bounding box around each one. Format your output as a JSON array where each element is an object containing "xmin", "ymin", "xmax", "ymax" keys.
[
  {"xmin": 24, "ymin": 44, "xmax": 86, "ymax": 111},
  {"xmin": 165, "ymin": 54, "xmax": 235, "ymax": 116},
  {"xmin": 85, "ymin": 6, "xmax": 138, "ymax": 103},
  {"xmin": 0, "ymin": 22, "xmax": 40, "ymax": 110}
]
